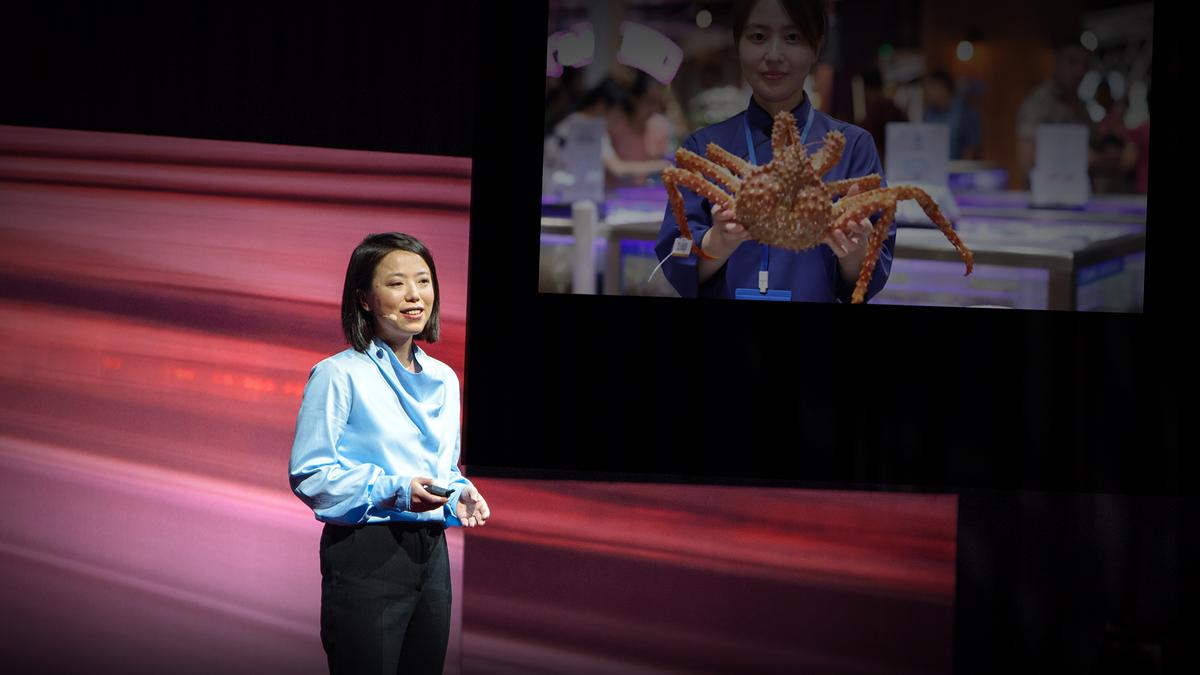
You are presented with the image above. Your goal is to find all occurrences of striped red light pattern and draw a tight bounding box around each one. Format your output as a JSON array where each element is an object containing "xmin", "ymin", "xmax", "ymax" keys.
[
  {"xmin": 462, "ymin": 479, "xmax": 956, "ymax": 674},
  {"xmin": 0, "ymin": 126, "xmax": 472, "ymax": 673}
]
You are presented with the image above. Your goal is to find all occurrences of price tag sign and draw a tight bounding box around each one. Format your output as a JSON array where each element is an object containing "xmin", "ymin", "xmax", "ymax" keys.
[
  {"xmin": 885, "ymin": 123, "xmax": 949, "ymax": 186},
  {"xmin": 885, "ymin": 123, "xmax": 958, "ymax": 226},
  {"xmin": 1031, "ymin": 124, "xmax": 1090, "ymax": 207},
  {"xmin": 555, "ymin": 115, "xmax": 606, "ymax": 205},
  {"xmin": 670, "ymin": 237, "xmax": 693, "ymax": 257}
]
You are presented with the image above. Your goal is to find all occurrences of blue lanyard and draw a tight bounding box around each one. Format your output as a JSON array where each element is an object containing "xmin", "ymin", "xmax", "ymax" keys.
[{"xmin": 744, "ymin": 105, "xmax": 815, "ymax": 278}]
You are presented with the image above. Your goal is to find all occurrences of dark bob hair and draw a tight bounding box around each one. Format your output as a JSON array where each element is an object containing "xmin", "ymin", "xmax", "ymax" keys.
[
  {"xmin": 341, "ymin": 232, "xmax": 441, "ymax": 352},
  {"xmin": 731, "ymin": 0, "xmax": 827, "ymax": 53}
]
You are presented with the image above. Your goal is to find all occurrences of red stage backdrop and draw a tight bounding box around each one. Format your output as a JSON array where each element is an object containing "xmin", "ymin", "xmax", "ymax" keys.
[
  {"xmin": 0, "ymin": 125, "xmax": 471, "ymax": 674},
  {"xmin": 462, "ymin": 480, "xmax": 957, "ymax": 674}
]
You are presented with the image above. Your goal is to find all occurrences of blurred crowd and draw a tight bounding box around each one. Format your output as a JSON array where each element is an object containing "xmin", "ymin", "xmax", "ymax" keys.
[
  {"xmin": 545, "ymin": 67, "xmax": 688, "ymax": 190},
  {"xmin": 545, "ymin": 6, "xmax": 1151, "ymax": 197}
]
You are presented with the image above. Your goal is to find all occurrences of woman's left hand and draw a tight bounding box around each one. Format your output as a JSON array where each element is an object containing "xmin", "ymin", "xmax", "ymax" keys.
[
  {"xmin": 456, "ymin": 485, "xmax": 491, "ymax": 527},
  {"xmin": 824, "ymin": 182, "xmax": 874, "ymax": 268},
  {"xmin": 823, "ymin": 217, "xmax": 874, "ymax": 262}
]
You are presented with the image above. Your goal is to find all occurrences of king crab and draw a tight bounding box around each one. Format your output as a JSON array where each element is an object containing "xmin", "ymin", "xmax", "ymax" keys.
[{"xmin": 662, "ymin": 110, "xmax": 975, "ymax": 303}]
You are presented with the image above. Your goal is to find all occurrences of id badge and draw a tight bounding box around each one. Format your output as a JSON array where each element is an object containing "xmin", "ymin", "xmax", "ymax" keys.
[
  {"xmin": 735, "ymin": 288, "xmax": 792, "ymax": 301},
  {"xmin": 735, "ymin": 267, "xmax": 791, "ymax": 300}
]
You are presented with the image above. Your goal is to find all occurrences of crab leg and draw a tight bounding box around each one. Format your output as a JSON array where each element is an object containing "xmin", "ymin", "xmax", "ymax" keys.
[
  {"xmin": 809, "ymin": 130, "xmax": 848, "ymax": 179},
  {"xmin": 832, "ymin": 186, "xmax": 975, "ymax": 302},
  {"xmin": 705, "ymin": 143, "xmax": 753, "ymax": 179},
  {"xmin": 837, "ymin": 187, "xmax": 972, "ymax": 274},
  {"xmin": 889, "ymin": 186, "xmax": 974, "ymax": 276},
  {"xmin": 661, "ymin": 167, "xmax": 730, "ymax": 260},
  {"xmin": 675, "ymin": 148, "xmax": 742, "ymax": 194},
  {"xmin": 771, "ymin": 110, "xmax": 800, "ymax": 153},
  {"xmin": 826, "ymin": 174, "xmax": 882, "ymax": 200},
  {"xmin": 663, "ymin": 147, "xmax": 746, "ymax": 260},
  {"xmin": 829, "ymin": 193, "xmax": 895, "ymax": 303},
  {"xmin": 852, "ymin": 205, "xmax": 896, "ymax": 304}
]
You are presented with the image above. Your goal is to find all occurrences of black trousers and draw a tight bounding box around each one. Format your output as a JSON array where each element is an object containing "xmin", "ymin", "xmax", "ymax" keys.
[{"xmin": 319, "ymin": 521, "xmax": 451, "ymax": 675}]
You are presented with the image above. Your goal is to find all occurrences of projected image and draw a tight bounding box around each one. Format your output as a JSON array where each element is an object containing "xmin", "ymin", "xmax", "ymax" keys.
[
  {"xmin": 540, "ymin": 0, "xmax": 1151, "ymax": 312},
  {"xmin": 0, "ymin": 125, "xmax": 471, "ymax": 673}
]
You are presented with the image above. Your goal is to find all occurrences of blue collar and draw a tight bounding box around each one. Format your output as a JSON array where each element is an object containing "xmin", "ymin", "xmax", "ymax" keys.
[
  {"xmin": 745, "ymin": 93, "xmax": 814, "ymax": 135},
  {"xmin": 745, "ymin": 103, "xmax": 815, "ymax": 167}
]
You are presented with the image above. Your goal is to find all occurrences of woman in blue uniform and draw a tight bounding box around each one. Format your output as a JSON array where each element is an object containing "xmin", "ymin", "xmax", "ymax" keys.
[
  {"xmin": 289, "ymin": 232, "xmax": 490, "ymax": 673},
  {"xmin": 655, "ymin": 0, "xmax": 892, "ymax": 303}
]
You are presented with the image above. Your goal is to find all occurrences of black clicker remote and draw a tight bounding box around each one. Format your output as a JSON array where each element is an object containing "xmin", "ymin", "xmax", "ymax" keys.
[{"xmin": 425, "ymin": 484, "xmax": 454, "ymax": 498}]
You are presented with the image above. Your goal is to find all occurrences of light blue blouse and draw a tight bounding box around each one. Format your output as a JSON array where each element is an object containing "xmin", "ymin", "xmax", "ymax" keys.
[{"xmin": 288, "ymin": 337, "xmax": 473, "ymax": 526}]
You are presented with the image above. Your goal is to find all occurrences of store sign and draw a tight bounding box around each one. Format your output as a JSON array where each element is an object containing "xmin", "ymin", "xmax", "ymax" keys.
[
  {"xmin": 1031, "ymin": 124, "xmax": 1090, "ymax": 207},
  {"xmin": 885, "ymin": 123, "xmax": 957, "ymax": 227},
  {"xmin": 885, "ymin": 123, "xmax": 949, "ymax": 186},
  {"xmin": 544, "ymin": 115, "xmax": 605, "ymax": 205}
]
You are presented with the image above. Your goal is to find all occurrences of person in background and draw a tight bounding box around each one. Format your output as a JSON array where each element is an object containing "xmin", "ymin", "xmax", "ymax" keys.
[
  {"xmin": 1015, "ymin": 37, "xmax": 1093, "ymax": 187},
  {"xmin": 1091, "ymin": 134, "xmax": 1132, "ymax": 194},
  {"xmin": 858, "ymin": 67, "xmax": 907, "ymax": 166},
  {"xmin": 1090, "ymin": 79, "xmax": 1137, "ymax": 194},
  {"xmin": 923, "ymin": 68, "xmax": 982, "ymax": 161},
  {"xmin": 659, "ymin": 79, "xmax": 692, "ymax": 156},
  {"xmin": 545, "ymin": 67, "xmax": 585, "ymax": 138},
  {"xmin": 1128, "ymin": 86, "xmax": 1150, "ymax": 195},
  {"xmin": 811, "ymin": 0, "xmax": 839, "ymax": 113},
  {"xmin": 688, "ymin": 59, "xmax": 750, "ymax": 129},
  {"xmin": 1092, "ymin": 79, "xmax": 1128, "ymax": 142},
  {"xmin": 605, "ymin": 71, "xmax": 676, "ymax": 187},
  {"xmin": 544, "ymin": 77, "xmax": 670, "ymax": 192}
]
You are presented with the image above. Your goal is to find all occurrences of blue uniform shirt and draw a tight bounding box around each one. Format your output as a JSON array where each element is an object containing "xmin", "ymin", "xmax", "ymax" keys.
[
  {"xmin": 655, "ymin": 95, "xmax": 895, "ymax": 303},
  {"xmin": 289, "ymin": 337, "xmax": 473, "ymax": 526}
]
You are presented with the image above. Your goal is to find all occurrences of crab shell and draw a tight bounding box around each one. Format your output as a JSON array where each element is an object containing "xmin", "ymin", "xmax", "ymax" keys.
[{"xmin": 732, "ymin": 140, "xmax": 839, "ymax": 252}]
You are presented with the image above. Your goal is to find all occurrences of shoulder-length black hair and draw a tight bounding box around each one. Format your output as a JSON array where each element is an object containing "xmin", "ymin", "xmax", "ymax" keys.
[
  {"xmin": 341, "ymin": 232, "xmax": 441, "ymax": 352},
  {"xmin": 731, "ymin": 0, "xmax": 828, "ymax": 53}
]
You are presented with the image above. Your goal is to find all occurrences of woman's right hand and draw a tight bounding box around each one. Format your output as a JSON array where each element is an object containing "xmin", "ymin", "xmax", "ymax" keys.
[
  {"xmin": 409, "ymin": 477, "xmax": 450, "ymax": 513},
  {"xmin": 704, "ymin": 203, "xmax": 753, "ymax": 256}
]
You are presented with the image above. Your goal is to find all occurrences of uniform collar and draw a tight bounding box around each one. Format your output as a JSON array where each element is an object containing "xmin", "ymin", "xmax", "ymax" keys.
[{"xmin": 746, "ymin": 92, "xmax": 813, "ymax": 134}]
